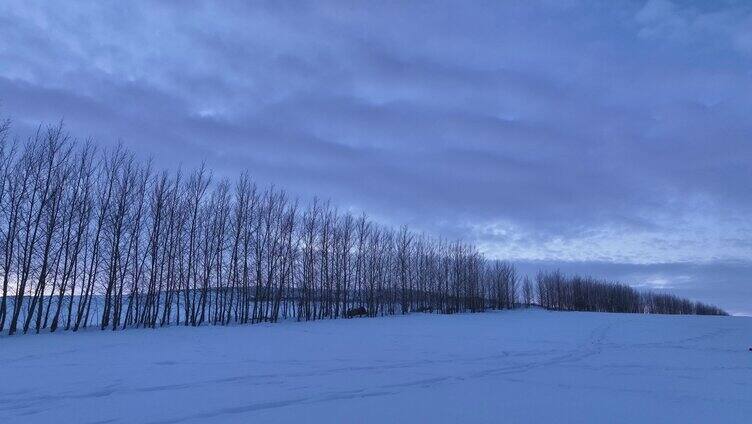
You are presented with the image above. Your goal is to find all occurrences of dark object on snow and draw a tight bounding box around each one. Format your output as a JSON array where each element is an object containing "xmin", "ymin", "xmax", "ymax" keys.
[
  {"xmin": 346, "ymin": 307, "xmax": 368, "ymax": 318},
  {"xmin": 749, "ymin": 347, "xmax": 752, "ymax": 352},
  {"xmin": 415, "ymin": 306, "xmax": 434, "ymax": 313}
]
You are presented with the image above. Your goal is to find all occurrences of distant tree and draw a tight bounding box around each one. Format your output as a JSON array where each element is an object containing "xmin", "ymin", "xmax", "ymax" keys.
[{"xmin": 521, "ymin": 276, "xmax": 533, "ymax": 307}]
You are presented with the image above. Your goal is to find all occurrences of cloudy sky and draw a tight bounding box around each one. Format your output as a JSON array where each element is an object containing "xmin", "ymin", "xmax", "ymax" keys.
[{"xmin": 1, "ymin": 0, "xmax": 750, "ymax": 314}]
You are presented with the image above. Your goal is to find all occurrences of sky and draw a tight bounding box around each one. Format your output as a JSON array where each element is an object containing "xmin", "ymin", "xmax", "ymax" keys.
[{"xmin": 0, "ymin": 0, "xmax": 750, "ymax": 314}]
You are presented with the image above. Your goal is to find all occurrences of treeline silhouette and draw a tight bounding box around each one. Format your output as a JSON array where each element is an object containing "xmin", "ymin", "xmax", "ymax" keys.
[
  {"xmin": 535, "ymin": 270, "xmax": 727, "ymax": 316},
  {"xmin": 0, "ymin": 120, "xmax": 727, "ymax": 336}
]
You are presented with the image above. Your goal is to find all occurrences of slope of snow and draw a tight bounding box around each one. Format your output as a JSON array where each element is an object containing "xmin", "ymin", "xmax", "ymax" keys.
[{"xmin": 1, "ymin": 309, "xmax": 750, "ymax": 423}]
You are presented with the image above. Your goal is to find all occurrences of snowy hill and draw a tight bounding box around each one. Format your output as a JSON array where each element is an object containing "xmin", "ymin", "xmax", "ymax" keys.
[{"xmin": 1, "ymin": 309, "xmax": 750, "ymax": 423}]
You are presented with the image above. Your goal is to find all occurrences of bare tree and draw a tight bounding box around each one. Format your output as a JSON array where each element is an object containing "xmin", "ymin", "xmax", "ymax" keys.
[{"xmin": 521, "ymin": 275, "xmax": 533, "ymax": 307}]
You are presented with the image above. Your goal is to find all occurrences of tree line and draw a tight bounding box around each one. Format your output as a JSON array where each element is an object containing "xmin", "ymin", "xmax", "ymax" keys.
[
  {"xmin": 534, "ymin": 270, "xmax": 727, "ymax": 315},
  {"xmin": 0, "ymin": 120, "xmax": 727, "ymax": 336}
]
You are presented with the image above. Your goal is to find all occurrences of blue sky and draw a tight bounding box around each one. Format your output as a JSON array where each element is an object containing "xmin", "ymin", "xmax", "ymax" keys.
[{"xmin": 1, "ymin": 0, "xmax": 750, "ymax": 314}]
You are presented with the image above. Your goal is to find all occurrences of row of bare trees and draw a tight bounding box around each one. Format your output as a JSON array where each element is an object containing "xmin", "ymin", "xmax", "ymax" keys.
[
  {"xmin": 0, "ymin": 122, "xmax": 517, "ymax": 335},
  {"xmin": 534, "ymin": 270, "xmax": 727, "ymax": 315},
  {"xmin": 0, "ymin": 121, "xmax": 727, "ymax": 336}
]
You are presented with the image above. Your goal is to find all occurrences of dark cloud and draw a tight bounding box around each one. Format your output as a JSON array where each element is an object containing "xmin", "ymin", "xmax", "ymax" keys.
[{"xmin": 0, "ymin": 0, "xmax": 750, "ymax": 312}]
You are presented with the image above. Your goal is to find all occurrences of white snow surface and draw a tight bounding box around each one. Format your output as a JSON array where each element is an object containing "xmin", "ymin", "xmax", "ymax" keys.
[{"xmin": 1, "ymin": 309, "xmax": 750, "ymax": 423}]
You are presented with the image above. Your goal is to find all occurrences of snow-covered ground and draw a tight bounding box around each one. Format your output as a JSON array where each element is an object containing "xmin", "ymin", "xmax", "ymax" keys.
[{"xmin": 1, "ymin": 309, "xmax": 750, "ymax": 423}]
